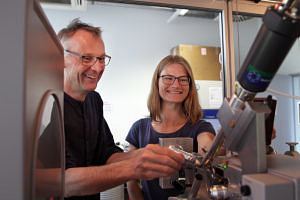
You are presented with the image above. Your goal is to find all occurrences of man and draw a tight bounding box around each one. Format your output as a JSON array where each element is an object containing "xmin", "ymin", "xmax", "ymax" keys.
[{"xmin": 58, "ymin": 19, "xmax": 184, "ymax": 199}]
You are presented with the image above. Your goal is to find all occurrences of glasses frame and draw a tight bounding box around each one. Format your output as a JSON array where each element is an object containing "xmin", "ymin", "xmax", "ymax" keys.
[
  {"xmin": 159, "ymin": 75, "xmax": 190, "ymax": 86},
  {"xmin": 65, "ymin": 49, "xmax": 111, "ymax": 66}
]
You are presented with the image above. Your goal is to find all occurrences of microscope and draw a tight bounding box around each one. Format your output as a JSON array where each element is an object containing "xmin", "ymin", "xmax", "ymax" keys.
[{"xmin": 166, "ymin": 0, "xmax": 300, "ymax": 199}]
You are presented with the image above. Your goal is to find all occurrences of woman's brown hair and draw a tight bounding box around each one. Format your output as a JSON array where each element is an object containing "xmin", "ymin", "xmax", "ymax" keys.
[{"xmin": 147, "ymin": 55, "xmax": 203, "ymax": 124}]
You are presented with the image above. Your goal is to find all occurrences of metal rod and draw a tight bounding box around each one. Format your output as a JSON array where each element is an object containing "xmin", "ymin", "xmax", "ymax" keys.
[
  {"xmin": 188, "ymin": 174, "xmax": 203, "ymax": 200},
  {"xmin": 200, "ymin": 130, "xmax": 225, "ymax": 167}
]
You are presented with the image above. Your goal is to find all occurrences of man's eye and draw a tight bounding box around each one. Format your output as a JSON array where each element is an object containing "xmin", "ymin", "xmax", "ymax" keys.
[
  {"xmin": 83, "ymin": 56, "xmax": 94, "ymax": 62},
  {"xmin": 98, "ymin": 57, "xmax": 105, "ymax": 61}
]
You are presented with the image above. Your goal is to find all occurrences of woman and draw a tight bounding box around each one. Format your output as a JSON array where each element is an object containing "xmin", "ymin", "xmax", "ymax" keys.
[{"xmin": 126, "ymin": 55, "xmax": 216, "ymax": 200}]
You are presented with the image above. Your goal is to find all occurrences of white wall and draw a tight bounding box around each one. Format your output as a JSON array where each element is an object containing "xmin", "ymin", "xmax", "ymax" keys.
[
  {"xmin": 43, "ymin": 2, "xmax": 221, "ymax": 143},
  {"xmin": 292, "ymin": 76, "xmax": 300, "ymax": 152}
]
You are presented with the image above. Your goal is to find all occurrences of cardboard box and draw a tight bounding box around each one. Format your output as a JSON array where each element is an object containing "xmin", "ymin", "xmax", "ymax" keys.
[{"xmin": 171, "ymin": 44, "xmax": 221, "ymax": 81}]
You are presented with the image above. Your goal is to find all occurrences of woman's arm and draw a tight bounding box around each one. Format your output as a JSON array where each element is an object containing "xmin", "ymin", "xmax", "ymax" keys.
[
  {"xmin": 197, "ymin": 132, "xmax": 215, "ymax": 154},
  {"xmin": 197, "ymin": 132, "xmax": 226, "ymax": 155},
  {"xmin": 126, "ymin": 144, "xmax": 144, "ymax": 200}
]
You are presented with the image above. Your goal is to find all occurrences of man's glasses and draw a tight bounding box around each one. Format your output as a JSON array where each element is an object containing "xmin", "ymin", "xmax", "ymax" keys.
[
  {"xmin": 159, "ymin": 75, "xmax": 190, "ymax": 86},
  {"xmin": 65, "ymin": 50, "xmax": 111, "ymax": 66}
]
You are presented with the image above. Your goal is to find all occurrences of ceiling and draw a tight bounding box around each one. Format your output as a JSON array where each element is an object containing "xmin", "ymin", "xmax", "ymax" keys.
[{"xmin": 40, "ymin": 0, "xmax": 300, "ymax": 76}]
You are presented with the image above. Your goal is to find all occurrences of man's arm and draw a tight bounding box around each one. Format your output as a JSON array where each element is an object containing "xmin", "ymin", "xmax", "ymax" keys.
[
  {"xmin": 64, "ymin": 144, "xmax": 184, "ymax": 197},
  {"xmin": 126, "ymin": 144, "xmax": 144, "ymax": 200},
  {"xmin": 65, "ymin": 159, "xmax": 135, "ymax": 197}
]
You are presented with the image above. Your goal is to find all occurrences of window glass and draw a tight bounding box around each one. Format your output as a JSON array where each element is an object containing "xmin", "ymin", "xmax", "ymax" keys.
[{"xmin": 42, "ymin": 1, "xmax": 225, "ymax": 140}]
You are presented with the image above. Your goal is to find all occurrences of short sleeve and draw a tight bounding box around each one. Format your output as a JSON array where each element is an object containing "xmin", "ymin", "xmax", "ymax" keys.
[
  {"xmin": 193, "ymin": 120, "xmax": 216, "ymax": 152},
  {"xmin": 198, "ymin": 120, "xmax": 216, "ymax": 136},
  {"xmin": 126, "ymin": 120, "xmax": 141, "ymax": 148},
  {"xmin": 101, "ymin": 119, "xmax": 123, "ymax": 163}
]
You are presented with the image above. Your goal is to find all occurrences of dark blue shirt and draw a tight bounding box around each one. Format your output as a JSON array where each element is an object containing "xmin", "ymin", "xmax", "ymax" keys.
[
  {"xmin": 64, "ymin": 91, "xmax": 122, "ymax": 200},
  {"xmin": 126, "ymin": 118, "xmax": 215, "ymax": 200}
]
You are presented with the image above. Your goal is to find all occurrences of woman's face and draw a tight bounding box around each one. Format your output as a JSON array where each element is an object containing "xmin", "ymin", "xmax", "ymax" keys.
[{"xmin": 158, "ymin": 63, "xmax": 190, "ymax": 104}]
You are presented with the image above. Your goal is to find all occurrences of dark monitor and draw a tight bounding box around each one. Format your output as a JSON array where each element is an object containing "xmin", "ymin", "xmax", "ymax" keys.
[{"xmin": 254, "ymin": 95, "xmax": 277, "ymax": 146}]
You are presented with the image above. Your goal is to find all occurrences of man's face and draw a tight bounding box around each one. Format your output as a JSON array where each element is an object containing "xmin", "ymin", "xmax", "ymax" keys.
[{"xmin": 62, "ymin": 29, "xmax": 106, "ymax": 99}]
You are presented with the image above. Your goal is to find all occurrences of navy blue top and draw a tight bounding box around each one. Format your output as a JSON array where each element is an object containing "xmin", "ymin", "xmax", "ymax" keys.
[
  {"xmin": 64, "ymin": 91, "xmax": 122, "ymax": 200},
  {"xmin": 126, "ymin": 118, "xmax": 215, "ymax": 200}
]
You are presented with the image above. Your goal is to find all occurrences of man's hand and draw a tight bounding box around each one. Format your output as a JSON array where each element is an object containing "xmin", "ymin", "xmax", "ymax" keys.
[{"xmin": 129, "ymin": 144, "xmax": 184, "ymax": 180}]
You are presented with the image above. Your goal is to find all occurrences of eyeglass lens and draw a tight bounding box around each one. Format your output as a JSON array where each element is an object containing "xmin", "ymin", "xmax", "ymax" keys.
[
  {"xmin": 161, "ymin": 75, "xmax": 190, "ymax": 86},
  {"xmin": 65, "ymin": 50, "xmax": 111, "ymax": 66},
  {"xmin": 82, "ymin": 56, "xmax": 110, "ymax": 66}
]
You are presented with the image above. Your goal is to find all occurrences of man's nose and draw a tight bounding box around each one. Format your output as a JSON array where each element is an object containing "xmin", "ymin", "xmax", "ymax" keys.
[{"xmin": 90, "ymin": 59, "xmax": 105, "ymax": 71}]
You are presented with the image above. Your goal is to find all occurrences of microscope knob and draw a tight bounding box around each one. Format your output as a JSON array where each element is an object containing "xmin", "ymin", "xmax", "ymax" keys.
[
  {"xmin": 240, "ymin": 185, "xmax": 251, "ymax": 196},
  {"xmin": 285, "ymin": 142, "xmax": 300, "ymax": 157},
  {"xmin": 171, "ymin": 179, "xmax": 186, "ymax": 194}
]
